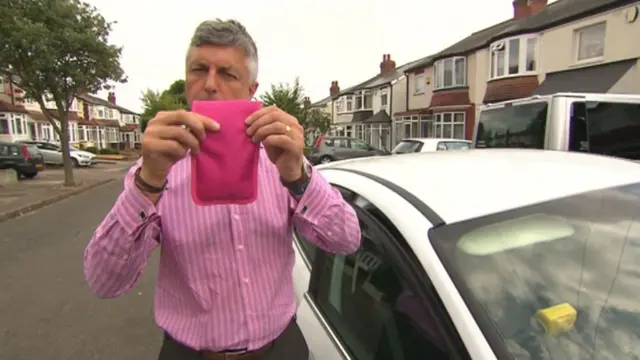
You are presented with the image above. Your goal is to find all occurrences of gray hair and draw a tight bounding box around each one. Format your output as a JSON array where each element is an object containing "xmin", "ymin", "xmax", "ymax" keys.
[{"xmin": 188, "ymin": 19, "xmax": 259, "ymax": 83}]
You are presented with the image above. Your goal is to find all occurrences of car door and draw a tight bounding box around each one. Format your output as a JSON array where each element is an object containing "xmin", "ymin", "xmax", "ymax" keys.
[
  {"xmin": 350, "ymin": 140, "xmax": 374, "ymax": 158},
  {"xmin": 42, "ymin": 142, "xmax": 63, "ymax": 164},
  {"xmin": 293, "ymin": 182, "xmax": 471, "ymax": 360},
  {"xmin": 331, "ymin": 138, "xmax": 352, "ymax": 161}
]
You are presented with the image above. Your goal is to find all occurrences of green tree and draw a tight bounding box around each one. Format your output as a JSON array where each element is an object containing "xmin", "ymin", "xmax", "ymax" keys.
[
  {"xmin": 259, "ymin": 77, "xmax": 306, "ymax": 126},
  {"xmin": 305, "ymin": 108, "xmax": 332, "ymax": 135},
  {"xmin": 139, "ymin": 79, "xmax": 188, "ymax": 131},
  {"xmin": 0, "ymin": 0, "xmax": 126, "ymax": 186}
]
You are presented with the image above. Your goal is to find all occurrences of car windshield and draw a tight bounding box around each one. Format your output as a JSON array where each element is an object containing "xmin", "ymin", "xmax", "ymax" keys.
[
  {"xmin": 430, "ymin": 181, "xmax": 640, "ymax": 359},
  {"xmin": 392, "ymin": 140, "xmax": 423, "ymax": 154}
]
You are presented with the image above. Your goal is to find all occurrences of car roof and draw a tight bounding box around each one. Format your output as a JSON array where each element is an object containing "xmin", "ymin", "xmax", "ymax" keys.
[
  {"xmin": 322, "ymin": 149, "xmax": 640, "ymax": 223},
  {"xmin": 401, "ymin": 138, "xmax": 471, "ymax": 145}
]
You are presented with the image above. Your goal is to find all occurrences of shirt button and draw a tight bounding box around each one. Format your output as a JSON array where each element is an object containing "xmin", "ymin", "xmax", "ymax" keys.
[
  {"xmin": 237, "ymin": 245, "xmax": 244, "ymax": 250},
  {"xmin": 233, "ymin": 214, "xmax": 240, "ymax": 221},
  {"xmin": 243, "ymin": 278, "xmax": 249, "ymax": 284},
  {"xmin": 327, "ymin": 231, "xmax": 333, "ymax": 236}
]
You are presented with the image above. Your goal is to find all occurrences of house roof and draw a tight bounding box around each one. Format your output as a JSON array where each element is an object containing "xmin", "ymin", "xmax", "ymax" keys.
[
  {"xmin": 337, "ymin": 55, "xmax": 433, "ymax": 97},
  {"xmin": 489, "ymin": 0, "xmax": 630, "ymax": 43},
  {"xmin": 310, "ymin": 95, "xmax": 332, "ymax": 107},
  {"xmin": 404, "ymin": 0, "xmax": 631, "ymax": 72},
  {"xmin": 77, "ymin": 93, "xmax": 140, "ymax": 115},
  {"xmin": 0, "ymin": 100, "xmax": 27, "ymax": 113}
]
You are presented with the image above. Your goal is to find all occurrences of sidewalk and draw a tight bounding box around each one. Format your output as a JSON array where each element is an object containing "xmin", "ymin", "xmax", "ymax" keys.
[{"xmin": 0, "ymin": 161, "xmax": 135, "ymax": 222}]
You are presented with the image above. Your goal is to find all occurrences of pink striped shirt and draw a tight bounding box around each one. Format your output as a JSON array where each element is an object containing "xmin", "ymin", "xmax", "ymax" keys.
[{"xmin": 83, "ymin": 150, "xmax": 361, "ymax": 351}]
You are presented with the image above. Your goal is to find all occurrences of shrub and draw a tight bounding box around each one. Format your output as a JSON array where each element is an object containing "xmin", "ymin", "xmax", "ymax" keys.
[
  {"xmin": 98, "ymin": 147, "xmax": 119, "ymax": 155},
  {"xmin": 84, "ymin": 146, "xmax": 98, "ymax": 154}
]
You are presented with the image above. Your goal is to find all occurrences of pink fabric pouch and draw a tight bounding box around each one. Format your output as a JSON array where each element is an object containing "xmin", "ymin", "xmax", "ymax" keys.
[{"xmin": 190, "ymin": 100, "xmax": 262, "ymax": 206}]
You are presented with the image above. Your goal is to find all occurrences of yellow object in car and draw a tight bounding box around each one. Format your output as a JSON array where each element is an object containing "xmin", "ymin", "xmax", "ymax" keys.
[{"xmin": 535, "ymin": 303, "xmax": 577, "ymax": 335}]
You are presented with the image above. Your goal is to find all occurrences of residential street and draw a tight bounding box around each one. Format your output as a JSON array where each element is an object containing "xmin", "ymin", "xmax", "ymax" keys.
[{"xmin": 0, "ymin": 180, "xmax": 161, "ymax": 360}]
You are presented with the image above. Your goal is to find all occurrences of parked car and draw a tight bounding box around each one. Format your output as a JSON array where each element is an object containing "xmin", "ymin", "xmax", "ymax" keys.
[
  {"xmin": 307, "ymin": 135, "xmax": 389, "ymax": 165},
  {"xmin": 16, "ymin": 140, "xmax": 96, "ymax": 167},
  {"xmin": 0, "ymin": 141, "xmax": 45, "ymax": 179},
  {"xmin": 292, "ymin": 149, "xmax": 640, "ymax": 360},
  {"xmin": 474, "ymin": 92, "xmax": 640, "ymax": 160},
  {"xmin": 392, "ymin": 138, "xmax": 471, "ymax": 154}
]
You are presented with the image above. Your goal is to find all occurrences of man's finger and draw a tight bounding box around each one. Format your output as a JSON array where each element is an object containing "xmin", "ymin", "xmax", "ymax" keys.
[
  {"xmin": 246, "ymin": 112, "xmax": 279, "ymax": 136},
  {"xmin": 145, "ymin": 138, "xmax": 187, "ymax": 161},
  {"xmin": 148, "ymin": 126, "xmax": 201, "ymax": 154},
  {"xmin": 262, "ymin": 134, "xmax": 297, "ymax": 153},
  {"xmin": 251, "ymin": 122, "xmax": 288, "ymax": 142},
  {"xmin": 154, "ymin": 110, "xmax": 220, "ymax": 140},
  {"xmin": 244, "ymin": 105, "xmax": 278, "ymax": 126}
]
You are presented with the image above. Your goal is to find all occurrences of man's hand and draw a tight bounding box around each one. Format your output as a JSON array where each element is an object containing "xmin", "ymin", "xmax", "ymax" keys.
[
  {"xmin": 245, "ymin": 105, "xmax": 305, "ymax": 182},
  {"xmin": 141, "ymin": 110, "xmax": 220, "ymax": 187}
]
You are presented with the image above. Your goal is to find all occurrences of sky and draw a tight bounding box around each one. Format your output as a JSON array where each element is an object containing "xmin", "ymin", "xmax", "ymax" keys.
[{"xmin": 86, "ymin": 0, "xmax": 558, "ymax": 114}]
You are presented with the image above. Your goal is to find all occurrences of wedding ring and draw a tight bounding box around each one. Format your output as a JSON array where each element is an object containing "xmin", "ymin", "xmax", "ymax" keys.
[{"xmin": 285, "ymin": 125, "xmax": 291, "ymax": 133}]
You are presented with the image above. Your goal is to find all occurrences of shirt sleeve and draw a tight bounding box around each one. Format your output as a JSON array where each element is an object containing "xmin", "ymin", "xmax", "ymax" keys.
[
  {"xmin": 290, "ymin": 166, "xmax": 361, "ymax": 254},
  {"xmin": 83, "ymin": 161, "xmax": 161, "ymax": 298}
]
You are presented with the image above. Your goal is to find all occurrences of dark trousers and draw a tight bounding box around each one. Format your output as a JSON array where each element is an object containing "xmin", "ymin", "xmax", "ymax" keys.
[{"xmin": 157, "ymin": 318, "xmax": 309, "ymax": 360}]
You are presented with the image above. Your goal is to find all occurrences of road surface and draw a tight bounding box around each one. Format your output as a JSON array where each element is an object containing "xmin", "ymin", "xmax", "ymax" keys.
[{"xmin": 0, "ymin": 181, "xmax": 161, "ymax": 360}]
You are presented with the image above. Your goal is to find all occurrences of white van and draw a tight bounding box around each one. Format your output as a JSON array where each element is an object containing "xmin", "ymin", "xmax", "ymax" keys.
[{"xmin": 473, "ymin": 93, "xmax": 640, "ymax": 160}]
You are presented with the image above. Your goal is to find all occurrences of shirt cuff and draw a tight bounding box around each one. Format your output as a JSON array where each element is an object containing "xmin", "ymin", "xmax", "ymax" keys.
[
  {"xmin": 291, "ymin": 167, "xmax": 334, "ymax": 226},
  {"xmin": 114, "ymin": 177, "xmax": 160, "ymax": 237}
]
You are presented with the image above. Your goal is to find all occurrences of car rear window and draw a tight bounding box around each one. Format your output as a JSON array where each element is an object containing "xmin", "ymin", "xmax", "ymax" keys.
[
  {"xmin": 392, "ymin": 140, "xmax": 423, "ymax": 154},
  {"xmin": 475, "ymin": 102, "xmax": 548, "ymax": 149},
  {"xmin": 26, "ymin": 146, "xmax": 40, "ymax": 156}
]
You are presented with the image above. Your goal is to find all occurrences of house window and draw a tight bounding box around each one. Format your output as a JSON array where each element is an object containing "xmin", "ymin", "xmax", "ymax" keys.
[
  {"xmin": 575, "ymin": 22, "xmax": 605, "ymax": 62},
  {"xmin": 107, "ymin": 109, "xmax": 114, "ymax": 119},
  {"xmin": 489, "ymin": 35, "xmax": 538, "ymax": 80},
  {"xmin": 0, "ymin": 114, "xmax": 9, "ymax": 134},
  {"xmin": 354, "ymin": 90, "xmax": 373, "ymax": 111},
  {"xmin": 414, "ymin": 74, "xmax": 425, "ymax": 94},
  {"xmin": 97, "ymin": 108, "xmax": 105, "ymax": 118},
  {"xmin": 434, "ymin": 112, "xmax": 465, "ymax": 139},
  {"xmin": 0, "ymin": 77, "xmax": 5, "ymax": 93},
  {"xmin": 380, "ymin": 88, "xmax": 388, "ymax": 107},
  {"xmin": 335, "ymin": 100, "xmax": 343, "ymax": 113},
  {"xmin": 346, "ymin": 96, "xmax": 353, "ymax": 111},
  {"xmin": 434, "ymin": 57, "xmax": 466, "ymax": 90}
]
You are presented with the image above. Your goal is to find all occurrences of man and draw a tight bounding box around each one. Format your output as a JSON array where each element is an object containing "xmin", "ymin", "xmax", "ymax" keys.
[{"xmin": 84, "ymin": 19, "xmax": 361, "ymax": 360}]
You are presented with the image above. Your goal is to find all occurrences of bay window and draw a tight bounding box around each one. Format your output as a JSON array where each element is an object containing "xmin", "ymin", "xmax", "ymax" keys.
[
  {"xmin": 433, "ymin": 112, "xmax": 465, "ymax": 139},
  {"xmin": 434, "ymin": 57, "xmax": 466, "ymax": 90},
  {"xmin": 489, "ymin": 35, "xmax": 538, "ymax": 80},
  {"xmin": 354, "ymin": 90, "xmax": 373, "ymax": 111}
]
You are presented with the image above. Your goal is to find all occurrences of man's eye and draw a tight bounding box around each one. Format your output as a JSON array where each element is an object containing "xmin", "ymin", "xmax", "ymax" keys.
[
  {"xmin": 191, "ymin": 67, "xmax": 207, "ymax": 73},
  {"xmin": 221, "ymin": 72, "xmax": 237, "ymax": 79}
]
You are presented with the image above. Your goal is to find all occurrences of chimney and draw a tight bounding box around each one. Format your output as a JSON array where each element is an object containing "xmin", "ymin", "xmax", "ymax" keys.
[
  {"xmin": 380, "ymin": 54, "xmax": 397, "ymax": 75},
  {"xmin": 303, "ymin": 97, "xmax": 311, "ymax": 109},
  {"xmin": 513, "ymin": 0, "xmax": 530, "ymax": 20},
  {"xmin": 528, "ymin": 0, "xmax": 547, "ymax": 16},
  {"xmin": 107, "ymin": 91, "xmax": 116, "ymax": 104},
  {"xmin": 330, "ymin": 81, "xmax": 340, "ymax": 98}
]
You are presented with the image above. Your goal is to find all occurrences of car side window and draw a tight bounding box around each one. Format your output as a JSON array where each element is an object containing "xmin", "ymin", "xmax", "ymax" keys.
[
  {"xmin": 0, "ymin": 145, "xmax": 7, "ymax": 156},
  {"xmin": 310, "ymin": 211, "xmax": 450, "ymax": 360},
  {"xmin": 436, "ymin": 142, "xmax": 447, "ymax": 151},
  {"xmin": 9, "ymin": 146, "xmax": 20, "ymax": 156},
  {"xmin": 333, "ymin": 139, "xmax": 349, "ymax": 148},
  {"xmin": 351, "ymin": 141, "xmax": 369, "ymax": 150}
]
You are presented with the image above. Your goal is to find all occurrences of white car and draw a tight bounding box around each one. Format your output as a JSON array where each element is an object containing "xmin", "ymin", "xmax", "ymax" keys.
[
  {"xmin": 17, "ymin": 141, "xmax": 97, "ymax": 167},
  {"xmin": 391, "ymin": 138, "xmax": 472, "ymax": 154},
  {"xmin": 292, "ymin": 149, "xmax": 640, "ymax": 360}
]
